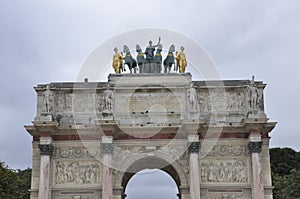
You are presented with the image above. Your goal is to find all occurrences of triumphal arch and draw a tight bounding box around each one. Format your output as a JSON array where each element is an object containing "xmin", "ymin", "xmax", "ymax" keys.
[{"xmin": 25, "ymin": 43, "xmax": 276, "ymax": 199}]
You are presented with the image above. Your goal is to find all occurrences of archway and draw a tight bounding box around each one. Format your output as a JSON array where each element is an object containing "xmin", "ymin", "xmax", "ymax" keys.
[
  {"xmin": 125, "ymin": 169, "xmax": 178, "ymax": 199},
  {"xmin": 119, "ymin": 157, "xmax": 183, "ymax": 199}
]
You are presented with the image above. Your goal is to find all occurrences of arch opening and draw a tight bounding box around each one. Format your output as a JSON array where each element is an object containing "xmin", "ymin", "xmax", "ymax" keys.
[
  {"xmin": 120, "ymin": 157, "xmax": 182, "ymax": 199},
  {"xmin": 125, "ymin": 169, "xmax": 179, "ymax": 199}
]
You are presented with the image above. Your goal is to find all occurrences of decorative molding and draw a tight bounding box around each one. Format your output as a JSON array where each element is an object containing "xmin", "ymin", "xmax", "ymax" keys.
[
  {"xmin": 248, "ymin": 141, "xmax": 263, "ymax": 153},
  {"xmin": 101, "ymin": 143, "xmax": 114, "ymax": 154},
  {"xmin": 55, "ymin": 147, "xmax": 101, "ymax": 159},
  {"xmin": 201, "ymin": 159, "xmax": 249, "ymax": 183},
  {"xmin": 38, "ymin": 144, "xmax": 54, "ymax": 155},
  {"xmin": 200, "ymin": 145, "xmax": 249, "ymax": 157},
  {"xmin": 73, "ymin": 96, "xmax": 89, "ymax": 112},
  {"xmin": 188, "ymin": 142, "xmax": 200, "ymax": 153}
]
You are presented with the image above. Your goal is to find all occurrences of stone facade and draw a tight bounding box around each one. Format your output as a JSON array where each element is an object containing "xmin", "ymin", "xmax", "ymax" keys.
[{"xmin": 25, "ymin": 73, "xmax": 276, "ymax": 199}]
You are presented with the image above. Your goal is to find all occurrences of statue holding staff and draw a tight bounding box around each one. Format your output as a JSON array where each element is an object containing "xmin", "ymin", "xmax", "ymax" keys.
[{"xmin": 144, "ymin": 37, "xmax": 161, "ymax": 63}]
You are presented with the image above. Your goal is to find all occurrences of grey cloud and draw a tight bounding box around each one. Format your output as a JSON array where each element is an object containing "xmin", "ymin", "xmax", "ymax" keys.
[{"xmin": 0, "ymin": 0, "xmax": 299, "ymax": 184}]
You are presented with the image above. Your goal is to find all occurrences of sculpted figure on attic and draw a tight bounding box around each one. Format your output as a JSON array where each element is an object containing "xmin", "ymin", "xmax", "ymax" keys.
[
  {"xmin": 112, "ymin": 47, "xmax": 124, "ymax": 74},
  {"xmin": 42, "ymin": 85, "xmax": 53, "ymax": 113},
  {"xmin": 103, "ymin": 85, "xmax": 113, "ymax": 111},
  {"xmin": 247, "ymin": 76, "xmax": 262, "ymax": 111}
]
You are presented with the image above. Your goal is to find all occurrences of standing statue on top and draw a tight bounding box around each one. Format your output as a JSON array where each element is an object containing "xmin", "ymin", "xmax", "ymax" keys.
[
  {"xmin": 43, "ymin": 85, "xmax": 53, "ymax": 113},
  {"xmin": 187, "ymin": 84, "xmax": 199, "ymax": 112},
  {"xmin": 144, "ymin": 37, "xmax": 161, "ymax": 73},
  {"xmin": 103, "ymin": 85, "xmax": 113, "ymax": 112},
  {"xmin": 247, "ymin": 76, "xmax": 259, "ymax": 111},
  {"xmin": 112, "ymin": 47, "xmax": 124, "ymax": 74},
  {"xmin": 176, "ymin": 46, "xmax": 187, "ymax": 73}
]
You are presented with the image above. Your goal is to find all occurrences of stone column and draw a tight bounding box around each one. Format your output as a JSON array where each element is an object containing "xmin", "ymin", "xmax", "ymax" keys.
[
  {"xmin": 38, "ymin": 137, "xmax": 54, "ymax": 199},
  {"xmin": 248, "ymin": 130, "xmax": 264, "ymax": 199},
  {"xmin": 188, "ymin": 135, "xmax": 201, "ymax": 199},
  {"xmin": 101, "ymin": 136, "xmax": 114, "ymax": 199}
]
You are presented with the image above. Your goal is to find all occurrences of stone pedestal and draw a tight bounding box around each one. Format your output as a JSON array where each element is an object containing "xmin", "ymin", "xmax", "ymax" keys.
[
  {"xmin": 102, "ymin": 136, "xmax": 114, "ymax": 199},
  {"xmin": 188, "ymin": 135, "xmax": 201, "ymax": 199},
  {"xmin": 248, "ymin": 130, "xmax": 264, "ymax": 199},
  {"xmin": 38, "ymin": 137, "xmax": 54, "ymax": 199}
]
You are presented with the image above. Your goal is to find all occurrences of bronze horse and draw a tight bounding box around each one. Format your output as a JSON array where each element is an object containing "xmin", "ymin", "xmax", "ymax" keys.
[
  {"xmin": 163, "ymin": 44, "xmax": 175, "ymax": 73},
  {"xmin": 123, "ymin": 45, "xmax": 137, "ymax": 73}
]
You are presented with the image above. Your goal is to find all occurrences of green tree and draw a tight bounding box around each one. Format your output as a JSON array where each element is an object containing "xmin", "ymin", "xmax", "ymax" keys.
[
  {"xmin": 17, "ymin": 168, "xmax": 32, "ymax": 199},
  {"xmin": 270, "ymin": 148, "xmax": 300, "ymax": 199},
  {"xmin": 272, "ymin": 169, "xmax": 300, "ymax": 199},
  {"xmin": 270, "ymin": 147, "xmax": 300, "ymax": 176},
  {"xmin": 0, "ymin": 162, "xmax": 23, "ymax": 199}
]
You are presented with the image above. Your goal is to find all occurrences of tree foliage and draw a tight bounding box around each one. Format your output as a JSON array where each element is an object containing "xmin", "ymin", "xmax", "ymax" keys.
[
  {"xmin": 270, "ymin": 148, "xmax": 300, "ymax": 199},
  {"xmin": 0, "ymin": 162, "xmax": 31, "ymax": 199}
]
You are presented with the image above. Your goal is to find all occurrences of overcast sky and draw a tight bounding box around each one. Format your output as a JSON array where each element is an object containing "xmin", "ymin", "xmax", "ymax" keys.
[{"xmin": 0, "ymin": 0, "xmax": 300, "ymax": 198}]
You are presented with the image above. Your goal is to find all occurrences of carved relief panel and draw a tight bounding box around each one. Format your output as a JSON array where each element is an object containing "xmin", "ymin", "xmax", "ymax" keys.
[
  {"xmin": 53, "ymin": 147, "xmax": 102, "ymax": 186},
  {"xmin": 200, "ymin": 159, "xmax": 249, "ymax": 183},
  {"xmin": 54, "ymin": 161, "xmax": 101, "ymax": 185}
]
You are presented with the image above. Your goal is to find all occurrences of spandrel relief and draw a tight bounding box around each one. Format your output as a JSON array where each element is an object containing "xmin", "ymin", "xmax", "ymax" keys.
[
  {"xmin": 200, "ymin": 159, "xmax": 249, "ymax": 183},
  {"xmin": 55, "ymin": 161, "xmax": 101, "ymax": 185}
]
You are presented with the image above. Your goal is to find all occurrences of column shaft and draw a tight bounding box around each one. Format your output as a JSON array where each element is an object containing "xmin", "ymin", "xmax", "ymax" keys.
[
  {"xmin": 189, "ymin": 152, "xmax": 200, "ymax": 199},
  {"xmin": 38, "ymin": 155, "xmax": 51, "ymax": 199},
  {"xmin": 251, "ymin": 152, "xmax": 264, "ymax": 199},
  {"xmin": 101, "ymin": 137, "xmax": 114, "ymax": 199},
  {"xmin": 248, "ymin": 132, "xmax": 264, "ymax": 199},
  {"xmin": 188, "ymin": 136, "xmax": 201, "ymax": 199},
  {"xmin": 102, "ymin": 154, "xmax": 113, "ymax": 199}
]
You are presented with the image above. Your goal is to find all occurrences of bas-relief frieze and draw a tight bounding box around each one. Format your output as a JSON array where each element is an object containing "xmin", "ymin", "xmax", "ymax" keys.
[
  {"xmin": 200, "ymin": 159, "xmax": 249, "ymax": 183},
  {"xmin": 55, "ymin": 147, "xmax": 101, "ymax": 159},
  {"xmin": 200, "ymin": 145, "xmax": 249, "ymax": 157},
  {"xmin": 53, "ymin": 92, "xmax": 104, "ymax": 114},
  {"xmin": 45, "ymin": 84, "xmax": 264, "ymax": 123},
  {"xmin": 55, "ymin": 161, "xmax": 101, "ymax": 185},
  {"xmin": 198, "ymin": 89, "xmax": 262, "ymax": 113}
]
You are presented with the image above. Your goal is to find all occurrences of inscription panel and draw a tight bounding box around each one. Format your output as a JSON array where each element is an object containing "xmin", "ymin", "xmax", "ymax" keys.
[
  {"xmin": 204, "ymin": 192, "xmax": 251, "ymax": 199},
  {"xmin": 128, "ymin": 92, "xmax": 181, "ymax": 112}
]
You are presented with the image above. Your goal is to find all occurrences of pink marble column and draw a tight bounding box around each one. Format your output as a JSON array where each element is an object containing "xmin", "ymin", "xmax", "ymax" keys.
[
  {"xmin": 248, "ymin": 131, "xmax": 264, "ymax": 199},
  {"xmin": 188, "ymin": 135, "xmax": 201, "ymax": 199},
  {"xmin": 102, "ymin": 136, "xmax": 114, "ymax": 199},
  {"xmin": 38, "ymin": 137, "xmax": 53, "ymax": 199}
]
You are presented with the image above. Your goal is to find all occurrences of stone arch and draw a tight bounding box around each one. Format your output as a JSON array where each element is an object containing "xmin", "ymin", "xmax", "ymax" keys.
[{"xmin": 113, "ymin": 153, "xmax": 189, "ymax": 199}]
